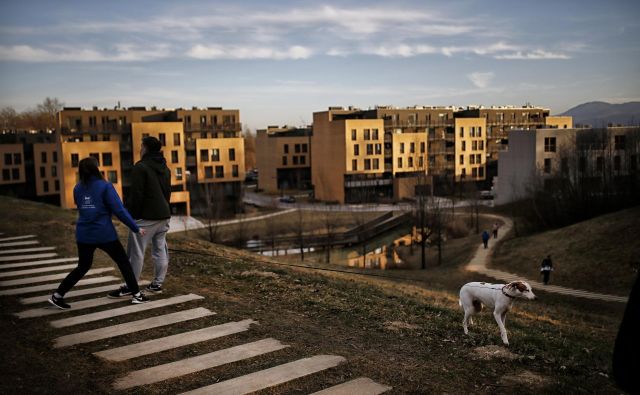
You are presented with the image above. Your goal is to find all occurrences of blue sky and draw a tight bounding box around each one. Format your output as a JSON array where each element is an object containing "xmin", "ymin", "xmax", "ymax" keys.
[{"xmin": 1, "ymin": 0, "xmax": 639, "ymax": 129}]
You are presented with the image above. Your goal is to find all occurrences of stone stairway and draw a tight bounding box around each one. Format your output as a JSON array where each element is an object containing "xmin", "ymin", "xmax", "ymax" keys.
[{"xmin": 0, "ymin": 234, "xmax": 392, "ymax": 394}]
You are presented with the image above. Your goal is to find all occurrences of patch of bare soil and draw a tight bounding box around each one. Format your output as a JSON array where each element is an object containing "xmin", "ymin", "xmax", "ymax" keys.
[
  {"xmin": 472, "ymin": 345, "xmax": 519, "ymax": 361},
  {"xmin": 240, "ymin": 270, "xmax": 280, "ymax": 279},
  {"xmin": 499, "ymin": 370, "xmax": 552, "ymax": 387},
  {"xmin": 384, "ymin": 321, "xmax": 420, "ymax": 331}
]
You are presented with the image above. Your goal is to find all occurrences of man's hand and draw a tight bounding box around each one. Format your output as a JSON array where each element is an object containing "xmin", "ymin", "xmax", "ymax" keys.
[{"xmin": 138, "ymin": 228, "xmax": 147, "ymax": 237}]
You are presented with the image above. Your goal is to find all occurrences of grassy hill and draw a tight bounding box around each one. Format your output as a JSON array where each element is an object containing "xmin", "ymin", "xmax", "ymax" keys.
[
  {"xmin": 0, "ymin": 196, "xmax": 630, "ymax": 394},
  {"xmin": 492, "ymin": 206, "xmax": 640, "ymax": 295}
]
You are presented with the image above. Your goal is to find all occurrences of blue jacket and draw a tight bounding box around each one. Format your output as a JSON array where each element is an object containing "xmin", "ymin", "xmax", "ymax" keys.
[{"xmin": 74, "ymin": 177, "xmax": 139, "ymax": 244}]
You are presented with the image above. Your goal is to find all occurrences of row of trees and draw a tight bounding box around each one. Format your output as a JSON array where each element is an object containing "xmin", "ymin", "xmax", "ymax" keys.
[{"xmin": 1, "ymin": 97, "xmax": 64, "ymax": 132}]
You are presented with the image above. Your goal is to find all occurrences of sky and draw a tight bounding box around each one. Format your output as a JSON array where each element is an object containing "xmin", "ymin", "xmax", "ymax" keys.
[{"xmin": 1, "ymin": 0, "xmax": 639, "ymax": 130}]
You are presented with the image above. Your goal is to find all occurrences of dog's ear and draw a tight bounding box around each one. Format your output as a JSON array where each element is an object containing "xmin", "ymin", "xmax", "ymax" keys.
[{"xmin": 513, "ymin": 282, "xmax": 527, "ymax": 292}]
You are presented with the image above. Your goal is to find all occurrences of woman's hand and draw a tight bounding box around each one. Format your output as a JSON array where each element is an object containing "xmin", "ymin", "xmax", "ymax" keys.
[{"xmin": 138, "ymin": 228, "xmax": 147, "ymax": 237}]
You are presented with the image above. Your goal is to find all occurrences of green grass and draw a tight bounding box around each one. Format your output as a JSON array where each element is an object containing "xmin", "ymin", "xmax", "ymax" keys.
[
  {"xmin": 491, "ymin": 206, "xmax": 640, "ymax": 295},
  {"xmin": 0, "ymin": 196, "xmax": 629, "ymax": 394}
]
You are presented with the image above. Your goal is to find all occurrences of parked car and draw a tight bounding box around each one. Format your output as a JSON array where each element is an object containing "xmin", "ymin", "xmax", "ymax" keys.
[
  {"xmin": 279, "ymin": 195, "xmax": 296, "ymax": 203},
  {"xmin": 480, "ymin": 190, "xmax": 494, "ymax": 200}
]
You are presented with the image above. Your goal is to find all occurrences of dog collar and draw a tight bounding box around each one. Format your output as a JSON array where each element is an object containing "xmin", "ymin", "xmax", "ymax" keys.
[{"xmin": 501, "ymin": 286, "xmax": 516, "ymax": 299}]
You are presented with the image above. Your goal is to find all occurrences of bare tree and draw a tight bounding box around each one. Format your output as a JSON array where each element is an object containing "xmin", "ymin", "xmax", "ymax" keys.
[
  {"xmin": 37, "ymin": 97, "xmax": 64, "ymax": 131},
  {"xmin": 0, "ymin": 107, "xmax": 18, "ymax": 131},
  {"xmin": 203, "ymin": 182, "xmax": 224, "ymax": 243},
  {"xmin": 244, "ymin": 128, "xmax": 256, "ymax": 171},
  {"xmin": 294, "ymin": 204, "xmax": 306, "ymax": 261},
  {"xmin": 462, "ymin": 182, "xmax": 481, "ymax": 234},
  {"xmin": 322, "ymin": 205, "xmax": 338, "ymax": 263},
  {"xmin": 426, "ymin": 196, "xmax": 451, "ymax": 266}
]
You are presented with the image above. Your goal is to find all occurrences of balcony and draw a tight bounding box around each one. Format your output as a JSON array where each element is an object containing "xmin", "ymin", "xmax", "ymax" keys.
[
  {"xmin": 383, "ymin": 120, "xmax": 453, "ymax": 128},
  {"xmin": 60, "ymin": 125, "xmax": 131, "ymax": 135},
  {"xmin": 183, "ymin": 123, "xmax": 242, "ymax": 133}
]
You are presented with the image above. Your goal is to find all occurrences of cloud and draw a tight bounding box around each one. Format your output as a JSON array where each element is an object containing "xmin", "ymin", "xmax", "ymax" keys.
[
  {"xmin": 467, "ymin": 72, "xmax": 495, "ymax": 88},
  {"xmin": 187, "ymin": 45, "xmax": 312, "ymax": 60},
  {"xmin": 0, "ymin": 44, "xmax": 170, "ymax": 62},
  {"xmin": 494, "ymin": 50, "xmax": 571, "ymax": 60},
  {"xmin": 364, "ymin": 44, "xmax": 437, "ymax": 57}
]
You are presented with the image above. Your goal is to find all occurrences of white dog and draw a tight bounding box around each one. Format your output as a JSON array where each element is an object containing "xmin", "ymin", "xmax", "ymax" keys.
[{"xmin": 459, "ymin": 281, "xmax": 536, "ymax": 345}]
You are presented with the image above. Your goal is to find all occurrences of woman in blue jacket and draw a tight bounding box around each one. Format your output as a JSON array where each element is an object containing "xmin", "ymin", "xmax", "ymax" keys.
[{"xmin": 49, "ymin": 157, "xmax": 149, "ymax": 309}]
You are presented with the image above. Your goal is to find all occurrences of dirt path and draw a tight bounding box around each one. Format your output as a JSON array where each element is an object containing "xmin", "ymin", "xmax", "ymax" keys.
[{"xmin": 465, "ymin": 214, "xmax": 628, "ymax": 303}]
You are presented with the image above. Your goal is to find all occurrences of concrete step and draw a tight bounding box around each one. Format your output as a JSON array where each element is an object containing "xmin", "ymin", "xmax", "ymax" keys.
[
  {"xmin": 16, "ymin": 296, "xmax": 130, "ymax": 318},
  {"xmin": 113, "ymin": 338, "xmax": 288, "ymax": 390},
  {"xmin": 311, "ymin": 377, "xmax": 392, "ymax": 395},
  {"xmin": 0, "ymin": 267, "xmax": 113, "ymax": 287},
  {"xmin": 19, "ymin": 280, "xmax": 149, "ymax": 304},
  {"xmin": 0, "ymin": 276, "xmax": 119, "ymax": 296},
  {"xmin": 50, "ymin": 293, "xmax": 205, "ymax": 328},
  {"xmin": 0, "ymin": 253, "xmax": 58, "ymax": 262},
  {"xmin": 95, "ymin": 319, "xmax": 257, "ymax": 362},
  {"xmin": 0, "ymin": 263, "xmax": 81, "ymax": 278},
  {"xmin": 0, "ymin": 240, "xmax": 39, "ymax": 248},
  {"xmin": 0, "ymin": 247, "xmax": 52, "ymax": 255},
  {"xmin": 0, "ymin": 235, "xmax": 36, "ymax": 242},
  {"xmin": 180, "ymin": 355, "xmax": 346, "ymax": 395},
  {"xmin": 1, "ymin": 257, "xmax": 78, "ymax": 270},
  {"xmin": 54, "ymin": 307, "xmax": 214, "ymax": 348}
]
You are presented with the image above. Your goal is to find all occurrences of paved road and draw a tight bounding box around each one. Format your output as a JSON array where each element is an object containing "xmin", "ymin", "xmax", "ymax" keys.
[{"xmin": 466, "ymin": 214, "xmax": 628, "ymax": 303}]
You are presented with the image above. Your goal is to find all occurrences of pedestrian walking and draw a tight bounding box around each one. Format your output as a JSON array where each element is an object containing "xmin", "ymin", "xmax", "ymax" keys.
[
  {"xmin": 48, "ymin": 157, "xmax": 149, "ymax": 309},
  {"xmin": 540, "ymin": 255, "xmax": 553, "ymax": 285},
  {"xmin": 492, "ymin": 222, "xmax": 499, "ymax": 239},
  {"xmin": 109, "ymin": 136, "xmax": 171, "ymax": 298},
  {"xmin": 482, "ymin": 230, "xmax": 490, "ymax": 249}
]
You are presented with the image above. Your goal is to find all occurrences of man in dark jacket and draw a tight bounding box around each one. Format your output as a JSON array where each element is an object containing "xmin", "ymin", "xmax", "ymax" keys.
[{"xmin": 108, "ymin": 136, "xmax": 172, "ymax": 297}]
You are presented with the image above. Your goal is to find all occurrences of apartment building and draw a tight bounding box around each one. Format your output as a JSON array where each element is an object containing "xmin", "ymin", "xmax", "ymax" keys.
[
  {"xmin": 33, "ymin": 143, "xmax": 60, "ymax": 196},
  {"xmin": 496, "ymin": 126, "xmax": 640, "ymax": 204},
  {"xmin": 255, "ymin": 126, "xmax": 311, "ymax": 194},
  {"xmin": 0, "ymin": 143, "xmax": 25, "ymax": 186},
  {"xmin": 311, "ymin": 108, "xmax": 428, "ymax": 204},
  {"xmin": 454, "ymin": 117, "xmax": 487, "ymax": 181}
]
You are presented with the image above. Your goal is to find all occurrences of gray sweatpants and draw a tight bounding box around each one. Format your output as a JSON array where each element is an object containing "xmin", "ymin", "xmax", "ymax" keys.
[{"xmin": 127, "ymin": 218, "xmax": 170, "ymax": 286}]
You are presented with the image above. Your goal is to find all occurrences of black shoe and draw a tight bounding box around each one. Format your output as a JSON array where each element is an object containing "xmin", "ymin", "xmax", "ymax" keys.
[
  {"xmin": 131, "ymin": 292, "xmax": 149, "ymax": 304},
  {"xmin": 48, "ymin": 294, "xmax": 70, "ymax": 310},
  {"xmin": 146, "ymin": 283, "xmax": 163, "ymax": 294},
  {"xmin": 107, "ymin": 285, "xmax": 133, "ymax": 299}
]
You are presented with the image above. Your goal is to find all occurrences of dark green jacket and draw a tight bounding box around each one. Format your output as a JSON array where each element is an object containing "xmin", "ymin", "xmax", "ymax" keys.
[{"xmin": 126, "ymin": 152, "xmax": 171, "ymax": 220}]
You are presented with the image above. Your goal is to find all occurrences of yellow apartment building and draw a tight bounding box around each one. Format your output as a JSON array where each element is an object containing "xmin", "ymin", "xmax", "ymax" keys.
[
  {"xmin": 545, "ymin": 116, "xmax": 573, "ymax": 129},
  {"xmin": 0, "ymin": 144, "xmax": 25, "ymax": 185},
  {"xmin": 255, "ymin": 126, "xmax": 311, "ymax": 194},
  {"xmin": 454, "ymin": 118, "xmax": 487, "ymax": 181},
  {"xmin": 195, "ymin": 137, "xmax": 245, "ymax": 183},
  {"xmin": 131, "ymin": 122, "xmax": 190, "ymax": 216},
  {"xmin": 33, "ymin": 143, "xmax": 60, "ymax": 196},
  {"xmin": 59, "ymin": 141, "xmax": 123, "ymax": 209}
]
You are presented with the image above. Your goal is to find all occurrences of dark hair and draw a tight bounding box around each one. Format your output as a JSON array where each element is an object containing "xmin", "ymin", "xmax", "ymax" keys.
[
  {"xmin": 142, "ymin": 136, "xmax": 162, "ymax": 153},
  {"xmin": 78, "ymin": 157, "xmax": 103, "ymax": 185}
]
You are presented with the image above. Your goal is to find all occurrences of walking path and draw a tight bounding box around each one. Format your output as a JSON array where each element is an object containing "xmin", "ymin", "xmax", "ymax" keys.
[
  {"xmin": 168, "ymin": 209, "xmax": 297, "ymax": 234},
  {"xmin": 0, "ymin": 234, "xmax": 391, "ymax": 394},
  {"xmin": 465, "ymin": 214, "xmax": 628, "ymax": 303}
]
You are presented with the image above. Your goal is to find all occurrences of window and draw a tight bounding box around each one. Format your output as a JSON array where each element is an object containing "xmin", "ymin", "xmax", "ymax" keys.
[
  {"xmin": 201, "ymin": 132, "xmax": 207, "ymax": 139},
  {"xmin": 43, "ymin": 181, "xmax": 49, "ymax": 192},
  {"xmin": 410, "ymin": 142, "xmax": 415, "ymax": 153},
  {"xmin": 400, "ymin": 143, "xmax": 405, "ymax": 154},
  {"xmin": 478, "ymin": 127, "xmax": 482, "ymax": 137},
  {"xmin": 89, "ymin": 116, "xmax": 97, "ymax": 127},
  {"xmin": 52, "ymin": 166, "xmax": 57, "ymax": 177},
  {"xmin": 55, "ymin": 180, "xmax": 59, "ymax": 191},
  {"xmin": 352, "ymin": 159, "xmax": 358, "ymax": 171},
  {"xmin": 2, "ymin": 169, "xmax": 9, "ymax": 181},
  {"xmin": 544, "ymin": 158, "xmax": 551, "ymax": 173},
  {"xmin": 354, "ymin": 144, "xmax": 360, "ymax": 156},
  {"xmin": 40, "ymin": 167, "xmax": 46, "ymax": 177},
  {"xmin": 364, "ymin": 159, "xmax": 371, "ymax": 170},
  {"xmin": 174, "ymin": 133, "xmax": 181, "ymax": 146},
  {"xmin": 159, "ymin": 133, "xmax": 166, "ymax": 146},
  {"xmin": 479, "ymin": 167, "xmax": 484, "ymax": 178},
  {"xmin": 476, "ymin": 154, "xmax": 481, "ymax": 164},
  {"xmin": 408, "ymin": 157, "xmax": 414, "ymax": 168},
  {"xmin": 366, "ymin": 144, "xmax": 373, "ymax": 155},
  {"xmin": 372, "ymin": 129, "xmax": 379, "ymax": 140},
  {"xmin": 544, "ymin": 137, "xmax": 556, "ymax": 153},
  {"xmin": 284, "ymin": 144, "xmax": 289, "ymax": 154},
  {"xmin": 293, "ymin": 156, "xmax": 299, "ymax": 165},
  {"xmin": 53, "ymin": 152, "xmax": 58, "ymax": 163},
  {"xmin": 351, "ymin": 129, "xmax": 357, "ymax": 141},
  {"xmin": 282, "ymin": 156, "xmax": 287, "ymax": 166},
  {"xmin": 479, "ymin": 141, "xmax": 484, "ymax": 150},
  {"xmin": 470, "ymin": 127, "xmax": 476, "ymax": 137},
  {"xmin": 103, "ymin": 134, "xmax": 110, "ymax": 141},
  {"xmin": 232, "ymin": 165, "xmax": 239, "ymax": 177},
  {"xmin": 200, "ymin": 115, "xmax": 207, "ymax": 125},
  {"xmin": 90, "ymin": 152, "xmax": 100, "ymax": 165},
  {"xmin": 200, "ymin": 149, "xmax": 209, "ymax": 162},
  {"xmin": 459, "ymin": 127, "xmax": 464, "ymax": 138},
  {"xmin": 615, "ymin": 135, "xmax": 626, "ymax": 150},
  {"xmin": 215, "ymin": 166, "xmax": 224, "ymax": 178},
  {"xmin": 229, "ymin": 148, "xmax": 235, "ymax": 161},
  {"xmin": 14, "ymin": 153, "xmax": 22, "ymax": 165},
  {"xmin": 373, "ymin": 158, "xmax": 379, "ymax": 169},
  {"xmin": 459, "ymin": 155, "xmax": 464, "ymax": 165},
  {"xmin": 472, "ymin": 168, "xmax": 478, "ymax": 178},
  {"xmin": 300, "ymin": 156, "xmax": 306, "ymax": 165},
  {"xmin": 142, "ymin": 133, "xmax": 150, "ymax": 139},
  {"xmin": 375, "ymin": 144, "xmax": 382, "ymax": 155},
  {"xmin": 364, "ymin": 129, "xmax": 371, "ymax": 140},
  {"xmin": 420, "ymin": 142, "xmax": 425, "ymax": 153},
  {"xmin": 418, "ymin": 156, "xmax": 424, "ymax": 168},
  {"xmin": 4, "ymin": 153, "xmax": 12, "ymax": 165},
  {"xmin": 461, "ymin": 141, "xmax": 466, "ymax": 151},
  {"xmin": 103, "ymin": 153, "xmax": 113, "ymax": 166},
  {"xmin": 71, "ymin": 154, "xmax": 79, "ymax": 167},
  {"xmin": 470, "ymin": 155, "xmax": 475, "ymax": 165},
  {"xmin": 472, "ymin": 141, "xmax": 477, "ymax": 151},
  {"xmin": 212, "ymin": 149, "xmax": 220, "ymax": 161},
  {"xmin": 90, "ymin": 135, "xmax": 98, "ymax": 142},
  {"xmin": 596, "ymin": 156, "xmax": 604, "ymax": 172},
  {"xmin": 205, "ymin": 166, "xmax": 213, "ymax": 178},
  {"xmin": 108, "ymin": 170, "xmax": 118, "ymax": 183},
  {"xmin": 12, "ymin": 168, "xmax": 19, "ymax": 180},
  {"xmin": 397, "ymin": 157, "xmax": 403, "ymax": 168},
  {"xmin": 171, "ymin": 150, "xmax": 179, "ymax": 163},
  {"xmin": 461, "ymin": 168, "xmax": 466, "ymax": 178},
  {"xmin": 614, "ymin": 156, "xmax": 621, "ymax": 171},
  {"xmin": 302, "ymin": 144, "xmax": 308, "ymax": 153},
  {"xmin": 294, "ymin": 144, "xmax": 301, "ymax": 153},
  {"xmin": 176, "ymin": 168, "xmax": 183, "ymax": 181}
]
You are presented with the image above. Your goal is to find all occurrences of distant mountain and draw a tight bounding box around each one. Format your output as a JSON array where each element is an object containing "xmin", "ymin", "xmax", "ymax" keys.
[{"xmin": 560, "ymin": 101, "xmax": 640, "ymax": 127}]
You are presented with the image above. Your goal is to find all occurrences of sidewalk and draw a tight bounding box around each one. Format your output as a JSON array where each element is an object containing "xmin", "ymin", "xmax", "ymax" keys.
[
  {"xmin": 465, "ymin": 214, "xmax": 628, "ymax": 303},
  {"xmin": 168, "ymin": 209, "xmax": 297, "ymax": 234}
]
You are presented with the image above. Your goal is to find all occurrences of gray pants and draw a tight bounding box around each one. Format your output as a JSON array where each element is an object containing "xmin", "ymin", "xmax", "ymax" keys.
[{"xmin": 127, "ymin": 218, "xmax": 170, "ymax": 286}]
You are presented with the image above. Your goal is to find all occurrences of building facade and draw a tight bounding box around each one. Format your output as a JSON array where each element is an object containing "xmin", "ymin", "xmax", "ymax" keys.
[{"xmin": 256, "ymin": 126, "xmax": 311, "ymax": 194}]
